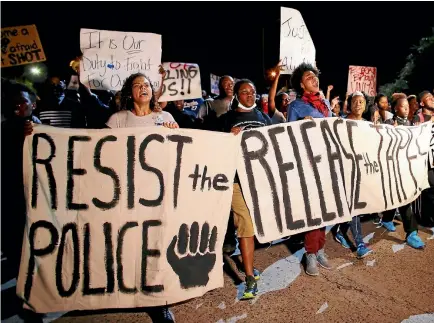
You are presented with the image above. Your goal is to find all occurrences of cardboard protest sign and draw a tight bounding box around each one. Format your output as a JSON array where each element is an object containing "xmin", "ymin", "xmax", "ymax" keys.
[
  {"xmin": 159, "ymin": 63, "xmax": 202, "ymax": 102},
  {"xmin": 1, "ymin": 25, "xmax": 46, "ymax": 68},
  {"xmin": 18, "ymin": 125, "xmax": 239, "ymax": 313},
  {"xmin": 279, "ymin": 7, "xmax": 316, "ymax": 75},
  {"xmin": 237, "ymin": 119, "xmax": 432, "ymax": 243},
  {"xmin": 80, "ymin": 28, "xmax": 162, "ymax": 91},
  {"xmin": 210, "ymin": 74, "xmax": 220, "ymax": 95},
  {"xmin": 347, "ymin": 66, "xmax": 377, "ymax": 96}
]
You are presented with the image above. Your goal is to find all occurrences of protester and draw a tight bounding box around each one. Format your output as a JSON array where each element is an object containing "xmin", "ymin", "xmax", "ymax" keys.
[
  {"xmin": 372, "ymin": 93, "xmax": 392, "ymax": 124},
  {"xmin": 407, "ymin": 94, "xmax": 419, "ymax": 121},
  {"xmin": 287, "ymin": 62, "xmax": 333, "ymax": 276},
  {"xmin": 331, "ymin": 91, "xmax": 374, "ymax": 258},
  {"xmin": 267, "ymin": 60, "xmax": 289, "ymax": 123},
  {"xmin": 106, "ymin": 72, "xmax": 177, "ymax": 322},
  {"xmin": 413, "ymin": 91, "xmax": 434, "ymax": 123},
  {"xmin": 380, "ymin": 96, "xmax": 425, "ymax": 249},
  {"xmin": 216, "ymin": 79, "xmax": 272, "ymax": 299}
]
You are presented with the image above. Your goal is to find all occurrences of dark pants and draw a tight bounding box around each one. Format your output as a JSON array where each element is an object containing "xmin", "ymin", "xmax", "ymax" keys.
[
  {"xmin": 382, "ymin": 204, "xmax": 418, "ymax": 236},
  {"xmin": 333, "ymin": 216, "xmax": 365, "ymax": 246},
  {"xmin": 304, "ymin": 228, "xmax": 326, "ymax": 254}
]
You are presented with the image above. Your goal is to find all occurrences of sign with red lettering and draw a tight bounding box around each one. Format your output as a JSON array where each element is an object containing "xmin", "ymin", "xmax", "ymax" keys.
[
  {"xmin": 347, "ymin": 66, "xmax": 377, "ymax": 96},
  {"xmin": 1, "ymin": 25, "xmax": 46, "ymax": 68}
]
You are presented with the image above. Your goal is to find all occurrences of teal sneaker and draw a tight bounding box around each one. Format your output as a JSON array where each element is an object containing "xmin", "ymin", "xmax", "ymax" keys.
[
  {"xmin": 382, "ymin": 221, "xmax": 396, "ymax": 232},
  {"xmin": 241, "ymin": 275, "xmax": 258, "ymax": 300},
  {"xmin": 356, "ymin": 243, "xmax": 373, "ymax": 259},
  {"xmin": 335, "ymin": 232, "xmax": 351, "ymax": 249}
]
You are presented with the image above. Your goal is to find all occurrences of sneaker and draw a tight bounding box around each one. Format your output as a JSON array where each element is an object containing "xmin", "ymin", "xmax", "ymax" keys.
[
  {"xmin": 382, "ymin": 221, "xmax": 396, "ymax": 232},
  {"xmin": 406, "ymin": 231, "xmax": 425, "ymax": 249},
  {"xmin": 305, "ymin": 253, "xmax": 319, "ymax": 276},
  {"xmin": 241, "ymin": 275, "xmax": 258, "ymax": 300},
  {"xmin": 356, "ymin": 243, "xmax": 373, "ymax": 259},
  {"xmin": 147, "ymin": 306, "xmax": 175, "ymax": 323},
  {"xmin": 316, "ymin": 249, "xmax": 332, "ymax": 270},
  {"xmin": 373, "ymin": 214, "xmax": 382, "ymax": 225},
  {"xmin": 334, "ymin": 233, "xmax": 351, "ymax": 249},
  {"xmin": 237, "ymin": 266, "xmax": 261, "ymax": 281}
]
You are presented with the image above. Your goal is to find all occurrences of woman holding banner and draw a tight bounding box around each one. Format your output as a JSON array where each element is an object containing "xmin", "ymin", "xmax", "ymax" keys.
[
  {"xmin": 331, "ymin": 91, "xmax": 374, "ymax": 258},
  {"xmin": 287, "ymin": 63, "xmax": 333, "ymax": 276},
  {"xmin": 106, "ymin": 72, "xmax": 177, "ymax": 323}
]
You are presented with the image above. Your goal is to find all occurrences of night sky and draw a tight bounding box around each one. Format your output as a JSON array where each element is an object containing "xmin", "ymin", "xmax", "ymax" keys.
[{"xmin": 2, "ymin": 2, "xmax": 433, "ymax": 99}]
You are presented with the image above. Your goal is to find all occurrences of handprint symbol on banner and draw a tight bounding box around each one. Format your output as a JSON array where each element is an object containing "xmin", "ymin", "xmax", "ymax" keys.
[{"xmin": 167, "ymin": 222, "xmax": 217, "ymax": 289}]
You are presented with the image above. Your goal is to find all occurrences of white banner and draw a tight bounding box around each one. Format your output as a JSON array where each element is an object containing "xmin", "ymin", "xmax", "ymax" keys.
[
  {"xmin": 430, "ymin": 123, "xmax": 434, "ymax": 168},
  {"xmin": 159, "ymin": 62, "xmax": 202, "ymax": 102},
  {"xmin": 18, "ymin": 125, "xmax": 238, "ymax": 313},
  {"xmin": 237, "ymin": 119, "xmax": 432, "ymax": 243},
  {"xmin": 79, "ymin": 28, "xmax": 162, "ymax": 91},
  {"xmin": 279, "ymin": 7, "xmax": 316, "ymax": 75}
]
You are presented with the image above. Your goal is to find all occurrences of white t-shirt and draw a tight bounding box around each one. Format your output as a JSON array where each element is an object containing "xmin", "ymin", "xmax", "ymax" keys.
[{"xmin": 106, "ymin": 110, "xmax": 175, "ymax": 129}]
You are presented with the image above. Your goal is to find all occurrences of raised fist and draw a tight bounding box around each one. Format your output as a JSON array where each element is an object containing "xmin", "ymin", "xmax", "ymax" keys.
[{"xmin": 167, "ymin": 222, "xmax": 217, "ymax": 289}]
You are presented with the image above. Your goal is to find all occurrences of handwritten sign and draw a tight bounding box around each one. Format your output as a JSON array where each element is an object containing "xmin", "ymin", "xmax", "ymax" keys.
[
  {"xmin": 347, "ymin": 66, "xmax": 377, "ymax": 96},
  {"xmin": 237, "ymin": 119, "xmax": 431, "ymax": 243},
  {"xmin": 18, "ymin": 125, "xmax": 238, "ymax": 312},
  {"xmin": 279, "ymin": 8, "xmax": 316, "ymax": 75},
  {"xmin": 1, "ymin": 25, "xmax": 46, "ymax": 68},
  {"xmin": 159, "ymin": 62, "xmax": 202, "ymax": 102},
  {"xmin": 210, "ymin": 74, "xmax": 220, "ymax": 95},
  {"xmin": 80, "ymin": 28, "xmax": 162, "ymax": 91}
]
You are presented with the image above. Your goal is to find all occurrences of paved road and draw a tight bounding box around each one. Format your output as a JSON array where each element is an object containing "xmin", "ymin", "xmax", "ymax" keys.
[{"xmin": 3, "ymin": 219, "xmax": 434, "ymax": 323}]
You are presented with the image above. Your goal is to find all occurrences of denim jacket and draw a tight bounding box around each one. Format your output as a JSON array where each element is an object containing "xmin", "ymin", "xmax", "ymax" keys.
[{"xmin": 287, "ymin": 98, "xmax": 332, "ymax": 121}]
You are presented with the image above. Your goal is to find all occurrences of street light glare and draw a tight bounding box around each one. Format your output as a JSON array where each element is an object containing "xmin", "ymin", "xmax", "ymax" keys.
[{"xmin": 31, "ymin": 67, "xmax": 41, "ymax": 75}]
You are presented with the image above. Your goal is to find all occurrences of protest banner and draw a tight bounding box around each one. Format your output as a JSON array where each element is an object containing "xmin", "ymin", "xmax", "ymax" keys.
[
  {"xmin": 159, "ymin": 62, "xmax": 202, "ymax": 102},
  {"xmin": 347, "ymin": 66, "xmax": 377, "ymax": 97},
  {"xmin": 279, "ymin": 7, "xmax": 316, "ymax": 75},
  {"xmin": 79, "ymin": 28, "xmax": 162, "ymax": 91},
  {"xmin": 1, "ymin": 25, "xmax": 46, "ymax": 68},
  {"xmin": 210, "ymin": 74, "xmax": 220, "ymax": 95},
  {"xmin": 17, "ymin": 125, "xmax": 238, "ymax": 313},
  {"xmin": 237, "ymin": 119, "xmax": 432, "ymax": 243}
]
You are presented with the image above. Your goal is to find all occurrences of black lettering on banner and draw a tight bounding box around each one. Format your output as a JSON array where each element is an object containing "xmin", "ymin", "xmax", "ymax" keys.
[
  {"xmin": 138, "ymin": 134, "xmax": 165, "ymax": 207},
  {"xmin": 103, "ymin": 222, "xmax": 115, "ymax": 293},
  {"xmin": 141, "ymin": 220, "xmax": 164, "ymax": 293},
  {"xmin": 167, "ymin": 135, "xmax": 193, "ymax": 208},
  {"xmin": 92, "ymin": 136, "xmax": 121, "ymax": 210},
  {"xmin": 389, "ymin": 128, "xmax": 402, "ymax": 202},
  {"xmin": 369, "ymin": 124, "xmax": 388, "ymax": 209},
  {"xmin": 117, "ymin": 222, "xmax": 138, "ymax": 294},
  {"xmin": 346, "ymin": 121, "xmax": 367, "ymax": 210},
  {"xmin": 300, "ymin": 121, "xmax": 335, "ymax": 223},
  {"xmin": 286, "ymin": 126, "xmax": 311, "ymax": 227},
  {"xmin": 335, "ymin": 119, "xmax": 357, "ymax": 211},
  {"xmin": 56, "ymin": 223, "xmax": 80, "ymax": 297},
  {"xmin": 392, "ymin": 128, "xmax": 406, "ymax": 200},
  {"xmin": 31, "ymin": 134, "xmax": 57, "ymax": 210},
  {"xmin": 320, "ymin": 121, "xmax": 346, "ymax": 217},
  {"xmin": 24, "ymin": 221, "xmax": 59, "ymax": 301},
  {"xmin": 200, "ymin": 166, "xmax": 211, "ymax": 191},
  {"xmin": 241, "ymin": 130, "xmax": 281, "ymax": 236},
  {"xmin": 413, "ymin": 123, "xmax": 429, "ymax": 157},
  {"xmin": 395, "ymin": 128, "xmax": 412, "ymax": 199},
  {"xmin": 213, "ymin": 174, "xmax": 229, "ymax": 191},
  {"xmin": 83, "ymin": 223, "xmax": 106, "ymax": 295},
  {"xmin": 127, "ymin": 136, "xmax": 136, "ymax": 209},
  {"xmin": 405, "ymin": 129, "xmax": 419, "ymax": 195},
  {"xmin": 268, "ymin": 127, "xmax": 304, "ymax": 230},
  {"xmin": 168, "ymin": 82, "xmax": 178, "ymax": 96},
  {"xmin": 384, "ymin": 128, "xmax": 397, "ymax": 205},
  {"xmin": 189, "ymin": 164, "xmax": 201, "ymax": 190},
  {"xmin": 67, "ymin": 136, "xmax": 91, "ymax": 210}
]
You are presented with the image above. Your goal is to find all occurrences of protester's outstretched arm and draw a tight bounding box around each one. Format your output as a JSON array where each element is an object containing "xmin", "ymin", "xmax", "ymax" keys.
[
  {"xmin": 268, "ymin": 60, "xmax": 282, "ymax": 118},
  {"xmin": 326, "ymin": 85, "xmax": 333, "ymax": 101}
]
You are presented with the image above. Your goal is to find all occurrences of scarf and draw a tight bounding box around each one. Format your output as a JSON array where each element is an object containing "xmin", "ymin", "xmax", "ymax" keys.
[{"xmin": 301, "ymin": 92, "xmax": 329, "ymax": 117}]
